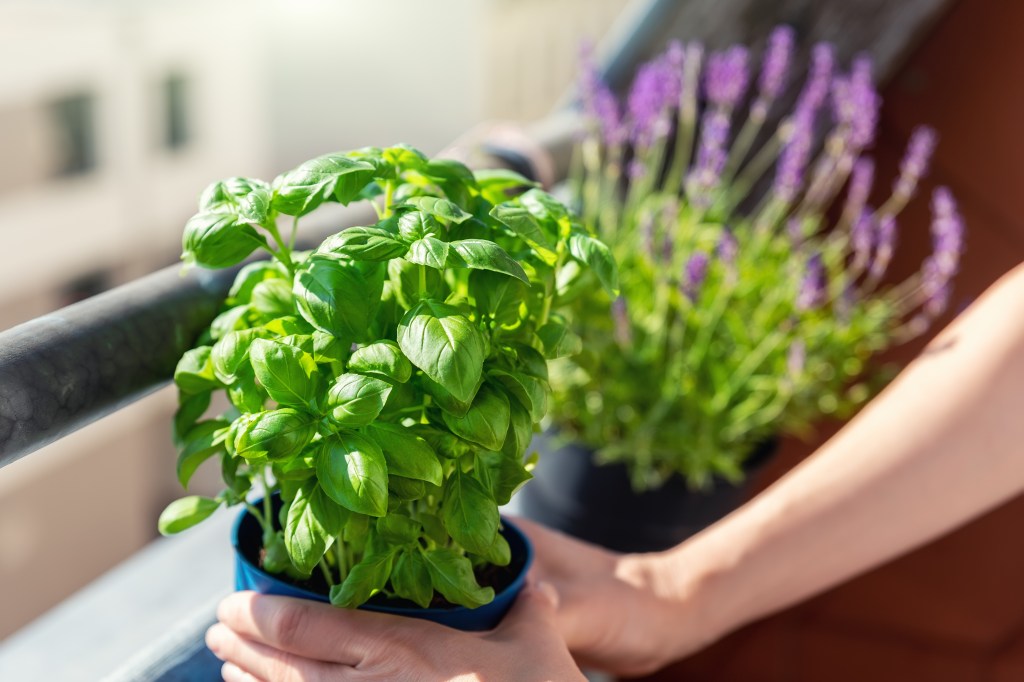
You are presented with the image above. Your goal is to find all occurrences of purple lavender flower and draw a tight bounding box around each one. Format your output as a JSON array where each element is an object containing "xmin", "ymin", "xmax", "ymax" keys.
[
  {"xmin": 868, "ymin": 214, "xmax": 897, "ymax": 280},
  {"xmin": 797, "ymin": 253, "xmax": 826, "ymax": 310},
  {"xmin": 843, "ymin": 158, "xmax": 875, "ymax": 222},
  {"xmin": 832, "ymin": 56, "xmax": 879, "ymax": 149},
  {"xmin": 774, "ymin": 106, "xmax": 814, "ymax": 202},
  {"xmin": 797, "ymin": 43, "xmax": 835, "ymax": 113},
  {"xmin": 686, "ymin": 109, "xmax": 731, "ymax": 206},
  {"xmin": 893, "ymin": 126, "xmax": 937, "ymax": 200},
  {"xmin": 705, "ymin": 46, "xmax": 750, "ymax": 109},
  {"xmin": 717, "ymin": 230, "xmax": 738, "ymax": 264},
  {"xmin": 758, "ymin": 26, "xmax": 795, "ymax": 102},
  {"xmin": 612, "ymin": 296, "xmax": 633, "ymax": 346},
  {"xmin": 787, "ymin": 340, "xmax": 806, "ymax": 379},
  {"xmin": 930, "ymin": 186, "xmax": 964, "ymax": 278},
  {"xmin": 787, "ymin": 217, "xmax": 805, "ymax": 243},
  {"xmin": 628, "ymin": 158, "xmax": 647, "ymax": 180},
  {"xmin": 682, "ymin": 251, "xmax": 710, "ymax": 300},
  {"xmin": 851, "ymin": 212, "xmax": 873, "ymax": 266},
  {"xmin": 579, "ymin": 44, "xmax": 626, "ymax": 145},
  {"xmin": 627, "ymin": 49, "xmax": 682, "ymax": 148}
]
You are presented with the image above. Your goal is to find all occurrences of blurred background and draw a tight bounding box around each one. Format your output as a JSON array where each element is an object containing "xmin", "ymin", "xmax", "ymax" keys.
[
  {"xmin": 3, "ymin": 0, "xmax": 1024, "ymax": 679},
  {"xmin": 0, "ymin": 0, "xmax": 629, "ymax": 639}
]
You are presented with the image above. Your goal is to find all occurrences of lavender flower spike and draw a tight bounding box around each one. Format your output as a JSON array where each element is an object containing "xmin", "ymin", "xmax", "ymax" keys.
[
  {"xmin": 892, "ymin": 126, "xmax": 937, "ymax": 202},
  {"xmin": 579, "ymin": 44, "xmax": 625, "ymax": 146},
  {"xmin": 930, "ymin": 186, "xmax": 964, "ymax": 278},
  {"xmin": 851, "ymin": 212, "xmax": 874, "ymax": 270},
  {"xmin": 759, "ymin": 26, "xmax": 795, "ymax": 102},
  {"xmin": 705, "ymin": 46, "xmax": 750, "ymax": 109},
  {"xmin": 682, "ymin": 251, "xmax": 711, "ymax": 300},
  {"xmin": 687, "ymin": 109, "xmax": 731, "ymax": 207},
  {"xmin": 797, "ymin": 43, "xmax": 835, "ymax": 113},
  {"xmin": 797, "ymin": 253, "xmax": 826, "ymax": 310},
  {"xmin": 868, "ymin": 214, "xmax": 897, "ymax": 280},
  {"xmin": 627, "ymin": 50, "xmax": 682, "ymax": 148},
  {"xmin": 843, "ymin": 158, "xmax": 875, "ymax": 222},
  {"xmin": 831, "ymin": 55, "xmax": 879, "ymax": 150},
  {"xmin": 774, "ymin": 106, "xmax": 814, "ymax": 203}
]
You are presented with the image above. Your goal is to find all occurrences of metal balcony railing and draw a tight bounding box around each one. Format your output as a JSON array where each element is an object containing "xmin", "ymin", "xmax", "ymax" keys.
[{"xmin": 0, "ymin": 1, "xmax": 954, "ymax": 679}]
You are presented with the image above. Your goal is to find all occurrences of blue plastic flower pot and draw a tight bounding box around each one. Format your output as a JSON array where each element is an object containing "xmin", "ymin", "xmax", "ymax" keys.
[{"xmin": 231, "ymin": 502, "xmax": 533, "ymax": 632}]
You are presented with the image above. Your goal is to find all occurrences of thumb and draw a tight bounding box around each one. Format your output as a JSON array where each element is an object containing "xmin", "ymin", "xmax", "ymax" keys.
[{"xmin": 496, "ymin": 581, "xmax": 560, "ymax": 636}]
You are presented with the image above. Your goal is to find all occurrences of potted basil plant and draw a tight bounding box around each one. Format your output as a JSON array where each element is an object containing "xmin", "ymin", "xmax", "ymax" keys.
[
  {"xmin": 521, "ymin": 30, "xmax": 964, "ymax": 552},
  {"xmin": 157, "ymin": 144, "xmax": 617, "ymax": 631}
]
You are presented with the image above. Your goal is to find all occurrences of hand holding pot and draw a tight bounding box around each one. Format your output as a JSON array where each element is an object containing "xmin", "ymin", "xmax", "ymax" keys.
[
  {"xmin": 207, "ymin": 586, "xmax": 584, "ymax": 681},
  {"xmin": 517, "ymin": 517, "xmax": 712, "ymax": 677}
]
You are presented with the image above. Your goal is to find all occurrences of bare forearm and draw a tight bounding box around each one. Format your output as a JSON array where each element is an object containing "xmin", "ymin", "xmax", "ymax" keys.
[{"xmin": 660, "ymin": 263, "xmax": 1024, "ymax": 654}]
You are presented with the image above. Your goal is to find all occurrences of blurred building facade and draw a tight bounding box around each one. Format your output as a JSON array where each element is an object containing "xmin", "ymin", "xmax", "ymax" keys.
[{"xmin": 0, "ymin": 0, "xmax": 628, "ymax": 638}]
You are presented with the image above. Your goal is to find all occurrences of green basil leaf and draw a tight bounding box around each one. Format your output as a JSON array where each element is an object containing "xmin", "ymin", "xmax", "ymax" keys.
[
  {"xmin": 318, "ymin": 226, "xmax": 408, "ymax": 262},
  {"xmin": 232, "ymin": 408, "xmax": 317, "ymax": 461},
  {"xmin": 284, "ymin": 481, "xmax": 335, "ymax": 576},
  {"xmin": 229, "ymin": 261, "xmax": 286, "ymax": 305},
  {"xmin": 158, "ymin": 496, "xmax": 220, "ymax": 535},
  {"xmin": 250, "ymin": 279, "xmax": 295, "ymax": 317},
  {"xmin": 249, "ymin": 338, "xmax": 321, "ymax": 409},
  {"xmin": 402, "ymin": 196, "xmax": 472, "ymax": 224},
  {"xmin": 209, "ymin": 305, "xmax": 251, "ymax": 340},
  {"xmin": 272, "ymin": 155, "xmax": 376, "ymax": 216},
  {"xmin": 511, "ymin": 342, "xmax": 548, "ymax": 379},
  {"xmin": 239, "ymin": 186, "xmax": 272, "ymax": 224},
  {"xmin": 382, "ymin": 144, "xmax": 428, "ymax": 171},
  {"xmin": 569, "ymin": 232, "xmax": 620, "ymax": 295},
  {"xmin": 489, "ymin": 204, "xmax": 556, "ymax": 264},
  {"xmin": 388, "ymin": 476, "xmax": 426, "ymax": 501},
  {"xmin": 329, "ymin": 550, "xmax": 395, "ymax": 608},
  {"xmin": 316, "ymin": 432, "xmax": 388, "ymax": 517},
  {"xmin": 391, "ymin": 549, "xmax": 432, "ymax": 608},
  {"xmin": 397, "ymin": 211, "xmax": 440, "ymax": 241},
  {"xmin": 363, "ymin": 422, "xmax": 443, "ymax": 485},
  {"xmin": 441, "ymin": 384, "xmax": 510, "ymax": 451},
  {"xmin": 376, "ymin": 514, "xmax": 420, "ymax": 545},
  {"xmin": 177, "ymin": 419, "xmax": 229, "ymax": 488},
  {"xmin": 348, "ymin": 340, "xmax": 412, "ymax": 383},
  {"xmin": 173, "ymin": 390, "xmax": 211, "ymax": 445},
  {"xmin": 489, "ymin": 369, "xmax": 548, "ymax": 423},
  {"xmin": 260, "ymin": 532, "xmax": 293, "ymax": 575},
  {"xmin": 211, "ymin": 329, "xmax": 259, "ymax": 384},
  {"xmin": 406, "ymin": 236, "xmax": 450, "ymax": 270},
  {"xmin": 174, "ymin": 346, "xmax": 219, "ymax": 394},
  {"xmin": 473, "ymin": 169, "xmax": 538, "ymax": 204},
  {"xmin": 199, "ymin": 176, "xmax": 271, "ymax": 212},
  {"xmin": 294, "ymin": 258, "xmax": 382, "ymax": 342},
  {"xmin": 421, "ymin": 376, "xmax": 473, "ymax": 417},
  {"xmin": 442, "ymin": 470, "xmax": 499, "ymax": 554},
  {"xmin": 520, "ymin": 188, "xmax": 568, "ymax": 222},
  {"xmin": 501, "ymin": 393, "xmax": 534, "ymax": 459},
  {"xmin": 469, "ymin": 270, "xmax": 526, "ymax": 325},
  {"xmin": 422, "ymin": 547, "xmax": 494, "ymax": 608},
  {"xmin": 226, "ymin": 365, "xmax": 267, "ymax": 413},
  {"xmin": 387, "ymin": 258, "xmax": 445, "ymax": 309},
  {"xmin": 182, "ymin": 211, "xmax": 267, "ymax": 268},
  {"xmin": 397, "ymin": 300, "xmax": 485, "ymax": 404},
  {"xmin": 422, "ymin": 158, "xmax": 476, "ymax": 187},
  {"xmin": 326, "ymin": 373, "xmax": 393, "ymax": 427},
  {"xmin": 448, "ymin": 239, "xmax": 529, "ymax": 283},
  {"xmin": 536, "ymin": 319, "xmax": 583, "ymax": 359},
  {"xmin": 476, "ymin": 450, "xmax": 532, "ymax": 506},
  {"xmin": 480, "ymin": 532, "xmax": 511, "ymax": 567}
]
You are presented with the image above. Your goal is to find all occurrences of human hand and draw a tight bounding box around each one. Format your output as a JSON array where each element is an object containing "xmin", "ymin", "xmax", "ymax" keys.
[
  {"xmin": 206, "ymin": 584, "xmax": 584, "ymax": 682},
  {"xmin": 516, "ymin": 517, "xmax": 714, "ymax": 676}
]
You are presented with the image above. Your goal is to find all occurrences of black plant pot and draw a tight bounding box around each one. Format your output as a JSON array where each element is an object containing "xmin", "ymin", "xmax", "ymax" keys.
[{"xmin": 518, "ymin": 434, "xmax": 777, "ymax": 553}]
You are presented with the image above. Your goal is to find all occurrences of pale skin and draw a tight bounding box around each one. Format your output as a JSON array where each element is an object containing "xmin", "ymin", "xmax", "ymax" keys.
[{"xmin": 210, "ymin": 262, "xmax": 1024, "ymax": 679}]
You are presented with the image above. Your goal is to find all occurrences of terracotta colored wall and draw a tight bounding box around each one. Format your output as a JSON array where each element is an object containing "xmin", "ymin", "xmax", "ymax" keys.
[{"xmin": 641, "ymin": 0, "xmax": 1024, "ymax": 679}]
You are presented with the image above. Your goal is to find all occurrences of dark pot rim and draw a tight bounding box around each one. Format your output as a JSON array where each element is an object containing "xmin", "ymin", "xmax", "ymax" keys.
[{"xmin": 231, "ymin": 500, "xmax": 534, "ymax": 617}]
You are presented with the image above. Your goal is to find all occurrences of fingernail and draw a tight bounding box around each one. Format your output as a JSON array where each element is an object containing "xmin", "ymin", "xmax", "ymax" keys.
[
  {"xmin": 221, "ymin": 661, "xmax": 244, "ymax": 682},
  {"xmin": 205, "ymin": 624, "xmax": 224, "ymax": 658}
]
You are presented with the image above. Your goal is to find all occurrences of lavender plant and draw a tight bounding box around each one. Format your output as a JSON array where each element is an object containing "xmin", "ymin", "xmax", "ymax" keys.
[{"xmin": 556, "ymin": 28, "xmax": 964, "ymax": 490}]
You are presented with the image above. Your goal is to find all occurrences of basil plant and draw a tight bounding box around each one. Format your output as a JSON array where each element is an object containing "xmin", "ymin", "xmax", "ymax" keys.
[{"xmin": 158, "ymin": 145, "xmax": 617, "ymax": 610}]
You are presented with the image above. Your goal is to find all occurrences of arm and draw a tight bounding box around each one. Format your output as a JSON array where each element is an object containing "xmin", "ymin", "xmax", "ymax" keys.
[
  {"xmin": 664, "ymin": 262, "xmax": 1024, "ymax": 651},
  {"xmin": 526, "ymin": 262, "xmax": 1024, "ymax": 674}
]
